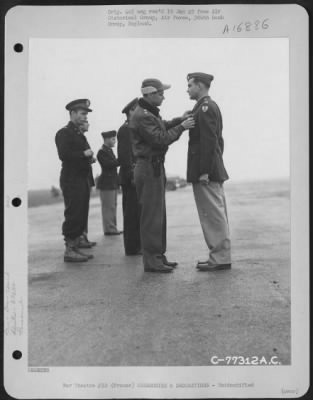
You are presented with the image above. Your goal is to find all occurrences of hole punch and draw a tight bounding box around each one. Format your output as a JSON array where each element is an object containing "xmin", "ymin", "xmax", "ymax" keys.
[
  {"xmin": 12, "ymin": 350, "xmax": 22, "ymax": 360},
  {"xmin": 14, "ymin": 43, "xmax": 23, "ymax": 53},
  {"xmin": 12, "ymin": 197, "xmax": 22, "ymax": 207}
]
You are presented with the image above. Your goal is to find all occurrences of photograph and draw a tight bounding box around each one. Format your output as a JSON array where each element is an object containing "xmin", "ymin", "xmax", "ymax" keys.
[
  {"xmin": 27, "ymin": 37, "xmax": 290, "ymax": 366},
  {"xmin": 3, "ymin": 3, "xmax": 309, "ymax": 399}
]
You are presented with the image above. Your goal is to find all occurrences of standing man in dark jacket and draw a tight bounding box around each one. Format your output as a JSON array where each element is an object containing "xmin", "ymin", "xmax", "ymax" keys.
[
  {"xmin": 130, "ymin": 78, "xmax": 195, "ymax": 273},
  {"xmin": 97, "ymin": 131, "xmax": 122, "ymax": 236},
  {"xmin": 117, "ymin": 98, "xmax": 141, "ymax": 255},
  {"xmin": 55, "ymin": 99, "xmax": 95, "ymax": 262},
  {"xmin": 186, "ymin": 72, "xmax": 231, "ymax": 271}
]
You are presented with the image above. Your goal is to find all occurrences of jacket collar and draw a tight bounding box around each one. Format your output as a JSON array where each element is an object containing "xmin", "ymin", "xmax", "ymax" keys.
[
  {"xmin": 192, "ymin": 95, "xmax": 211, "ymax": 113},
  {"xmin": 67, "ymin": 121, "xmax": 82, "ymax": 134},
  {"xmin": 102, "ymin": 144, "xmax": 113, "ymax": 152},
  {"xmin": 138, "ymin": 97, "xmax": 160, "ymax": 117}
]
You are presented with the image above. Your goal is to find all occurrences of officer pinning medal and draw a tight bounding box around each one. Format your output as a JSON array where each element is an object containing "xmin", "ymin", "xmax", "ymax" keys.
[
  {"xmin": 54, "ymin": 75, "xmax": 231, "ymax": 273},
  {"xmin": 129, "ymin": 78, "xmax": 195, "ymax": 272}
]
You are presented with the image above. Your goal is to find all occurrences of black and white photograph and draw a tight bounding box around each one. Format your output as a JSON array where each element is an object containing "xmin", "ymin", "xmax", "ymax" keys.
[{"xmin": 3, "ymin": 4, "xmax": 309, "ymax": 399}]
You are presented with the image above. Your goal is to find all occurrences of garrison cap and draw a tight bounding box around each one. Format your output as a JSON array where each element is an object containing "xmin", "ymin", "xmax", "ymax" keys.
[
  {"xmin": 141, "ymin": 79, "xmax": 171, "ymax": 95},
  {"xmin": 65, "ymin": 99, "xmax": 93, "ymax": 112},
  {"xmin": 187, "ymin": 72, "xmax": 214, "ymax": 86},
  {"xmin": 101, "ymin": 130, "xmax": 117, "ymax": 139},
  {"xmin": 122, "ymin": 98, "xmax": 138, "ymax": 114}
]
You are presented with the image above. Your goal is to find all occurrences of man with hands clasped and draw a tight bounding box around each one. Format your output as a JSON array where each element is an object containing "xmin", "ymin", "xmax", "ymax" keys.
[
  {"xmin": 186, "ymin": 73, "xmax": 231, "ymax": 271},
  {"xmin": 55, "ymin": 99, "xmax": 95, "ymax": 263}
]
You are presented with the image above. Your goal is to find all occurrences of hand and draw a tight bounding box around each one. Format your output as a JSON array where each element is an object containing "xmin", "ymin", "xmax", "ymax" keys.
[
  {"xmin": 91, "ymin": 157, "xmax": 96, "ymax": 163},
  {"xmin": 199, "ymin": 174, "xmax": 209, "ymax": 185},
  {"xmin": 182, "ymin": 110, "xmax": 193, "ymax": 120},
  {"xmin": 84, "ymin": 149, "xmax": 94, "ymax": 157},
  {"xmin": 181, "ymin": 117, "xmax": 195, "ymax": 130}
]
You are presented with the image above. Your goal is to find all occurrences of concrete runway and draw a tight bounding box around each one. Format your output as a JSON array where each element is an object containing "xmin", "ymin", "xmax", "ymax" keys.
[{"xmin": 28, "ymin": 181, "xmax": 290, "ymax": 366}]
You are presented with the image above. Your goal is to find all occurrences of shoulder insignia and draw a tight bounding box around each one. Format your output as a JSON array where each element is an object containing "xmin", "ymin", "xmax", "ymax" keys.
[{"xmin": 201, "ymin": 105, "xmax": 209, "ymax": 112}]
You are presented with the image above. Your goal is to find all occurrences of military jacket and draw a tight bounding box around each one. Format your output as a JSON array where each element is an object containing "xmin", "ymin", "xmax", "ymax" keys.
[
  {"xmin": 129, "ymin": 98, "xmax": 184, "ymax": 159},
  {"xmin": 117, "ymin": 122, "xmax": 135, "ymax": 185},
  {"xmin": 96, "ymin": 145, "xmax": 120, "ymax": 190},
  {"xmin": 55, "ymin": 121, "xmax": 94, "ymax": 184},
  {"xmin": 187, "ymin": 96, "xmax": 229, "ymax": 183}
]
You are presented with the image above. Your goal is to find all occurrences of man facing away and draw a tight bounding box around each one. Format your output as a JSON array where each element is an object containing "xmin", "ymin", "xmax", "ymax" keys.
[
  {"xmin": 186, "ymin": 72, "xmax": 231, "ymax": 271},
  {"xmin": 55, "ymin": 99, "xmax": 95, "ymax": 262},
  {"xmin": 130, "ymin": 78, "xmax": 195, "ymax": 273},
  {"xmin": 117, "ymin": 98, "xmax": 142, "ymax": 255}
]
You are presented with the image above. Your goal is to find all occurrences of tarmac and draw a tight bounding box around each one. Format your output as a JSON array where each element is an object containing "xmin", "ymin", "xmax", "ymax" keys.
[{"xmin": 28, "ymin": 181, "xmax": 290, "ymax": 366}]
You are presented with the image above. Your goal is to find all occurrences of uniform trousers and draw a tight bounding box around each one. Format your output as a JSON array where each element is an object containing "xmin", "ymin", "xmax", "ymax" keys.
[
  {"xmin": 83, "ymin": 187, "xmax": 93, "ymax": 236},
  {"xmin": 121, "ymin": 184, "xmax": 141, "ymax": 254},
  {"xmin": 192, "ymin": 181, "xmax": 231, "ymax": 264},
  {"xmin": 134, "ymin": 159, "xmax": 167, "ymax": 269},
  {"xmin": 99, "ymin": 189, "xmax": 118, "ymax": 234},
  {"xmin": 60, "ymin": 179, "xmax": 90, "ymax": 240}
]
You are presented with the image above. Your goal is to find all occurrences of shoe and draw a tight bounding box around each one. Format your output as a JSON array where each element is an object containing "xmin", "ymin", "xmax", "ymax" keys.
[
  {"xmin": 64, "ymin": 247, "xmax": 89, "ymax": 263},
  {"xmin": 75, "ymin": 248, "xmax": 94, "ymax": 260},
  {"xmin": 161, "ymin": 254, "xmax": 178, "ymax": 268},
  {"xmin": 78, "ymin": 236, "xmax": 93, "ymax": 249},
  {"xmin": 197, "ymin": 261, "xmax": 231, "ymax": 271},
  {"xmin": 144, "ymin": 264, "xmax": 173, "ymax": 273},
  {"xmin": 81, "ymin": 233, "xmax": 97, "ymax": 247},
  {"xmin": 196, "ymin": 259, "xmax": 209, "ymax": 266},
  {"xmin": 85, "ymin": 239, "xmax": 97, "ymax": 247},
  {"xmin": 105, "ymin": 231, "xmax": 123, "ymax": 236}
]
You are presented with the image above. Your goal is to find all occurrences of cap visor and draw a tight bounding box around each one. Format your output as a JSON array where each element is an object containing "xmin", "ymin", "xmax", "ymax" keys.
[
  {"xmin": 162, "ymin": 84, "xmax": 171, "ymax": 90},
  {"xmin": 70, "ymin": 107, "xmax": 93, "ymax": 112}
]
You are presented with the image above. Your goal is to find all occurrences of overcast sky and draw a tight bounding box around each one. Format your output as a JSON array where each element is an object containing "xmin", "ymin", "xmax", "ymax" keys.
[{"xmin": 28, "ymin": 38, "xmax": 289, "ymax": 189}]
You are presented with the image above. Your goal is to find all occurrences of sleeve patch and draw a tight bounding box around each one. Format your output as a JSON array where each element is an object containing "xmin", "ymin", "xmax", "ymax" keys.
[{"xmin": 201, "ymin": 105, "xmax": 209, "ymax": 112}]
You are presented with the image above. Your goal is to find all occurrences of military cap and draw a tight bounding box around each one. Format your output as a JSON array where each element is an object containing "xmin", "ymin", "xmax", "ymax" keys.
[
  {"xmin": 187, "ymin": 72, "xmax": 214, "ymax": 86},
  {"xmin": 122, "ymin": 98, "xmax": 138, "ymax": 114},
  {"xmin": 101, "ymin": 130, "xmax": 117, "ymax": 139},
  {"xmin": 141, "ymin": 78, "xmax": 171, "ymax": 95},
  {"xmin": 65, "ymin": 99, "xmax": 93, "ymax": 112}
]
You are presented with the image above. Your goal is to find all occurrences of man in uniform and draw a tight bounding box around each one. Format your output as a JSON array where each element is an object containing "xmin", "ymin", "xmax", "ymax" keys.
[
  {"xmin": 55, "ymin": 99, "xmax": 95, "ymax": 262},
  {"xmin": 186, "ymin": 72, "xmax": 231, "ymax": 271},
  {"xmin": 130, "ymin": 78, "xmax": 195, "ymax": 273},
  {"xmin": 117, "ymin": 98, "xmax": 141, "ymax": 255},
  {"xmin": 96, "ymin": 130, "xmax": 122, "ymax": 236}
]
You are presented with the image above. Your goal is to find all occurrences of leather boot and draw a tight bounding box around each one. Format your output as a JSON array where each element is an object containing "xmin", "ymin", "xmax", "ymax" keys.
[
  {"xmin": 82, "ymin": 232, "xmax": 97, "ymax": 247},
  {"xmin": 77, "ymin": 235, "xmax": 93, "ymax": 249},
  {"xmin": 75, "ymin": 248, "xmax": 94, "ymax": 260},
  {"xmin": 64, "ymin": 238, "xmax": 88, "ymax": 263},
  {"xmin": 74, "ymin": 237, "xmax": 94, "ymax": 259},
  {"xmin": 161, "ymin": 254, "xmax": 178, "ymax": 268}
]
